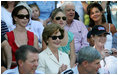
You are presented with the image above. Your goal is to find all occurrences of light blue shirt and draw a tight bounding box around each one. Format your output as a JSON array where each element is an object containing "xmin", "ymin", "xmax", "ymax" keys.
[
  {"xmin": 27, "ymin": 1, "xmax": 56, "ymax": 20},
  {"xmin": 3, "ymin": 66, "xmax": 44, "ymax": 74},
  {"xmin": 112, "ymin": 32, "xmax": 117, "ymax": 49}
]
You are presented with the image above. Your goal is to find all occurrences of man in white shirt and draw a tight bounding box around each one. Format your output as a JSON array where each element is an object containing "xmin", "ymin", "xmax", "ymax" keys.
[{"xmin": 3, "ymin": 45, "xmax": 43, "ymax": 74}]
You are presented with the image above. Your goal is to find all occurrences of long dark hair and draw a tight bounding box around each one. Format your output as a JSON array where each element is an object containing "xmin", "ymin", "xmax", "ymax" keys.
[
  {"xmin": 87, "ymin": 2, "xmax": 106, "ymax": 28},
  {"xmin": 12, "ymin": 5, "xmax": 29, "ymax": 24},
  {"xmin": 106, "ymin": 1, "xmax": 112, "ymax": 23},
  {"xmin": 1, "ymin": 1, "xmax": 19, "ymax": 8}
]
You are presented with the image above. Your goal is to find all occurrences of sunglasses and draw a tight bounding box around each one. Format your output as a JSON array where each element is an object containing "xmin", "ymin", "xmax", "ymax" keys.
[
  {"xmin": 55, "ymin": 16, "xmax": 66, "ymax": 21},
  {"xmin": 16, "ymin": 14, "xmax": 29, "ymax": 19},
  {"xmin": 49, "ymin": 35, "xmax": 63, "ymax": 40}
]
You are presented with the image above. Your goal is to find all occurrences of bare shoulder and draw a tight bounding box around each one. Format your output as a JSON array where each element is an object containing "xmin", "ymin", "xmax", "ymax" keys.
[
  {"xmin": 4, "ymin": 34, "xmax": 8, "ymax": 40},
  {"xmin": 110, "ymin": 23, "xmax": 117, "ymax": 35},
  {"xmin": 110, "ymin": 24, "xmax": 116, "ymax": 29},
  {"xmin": 34, "ymin": 34, "xmax": 38, "ymax": 40}
]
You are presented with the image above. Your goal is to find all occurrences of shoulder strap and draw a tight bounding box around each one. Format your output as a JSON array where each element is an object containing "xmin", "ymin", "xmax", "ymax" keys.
[
  {"xmin": 27, "ymin": 31, "xmax": 34, "ymax": 45},
  {"xmin": 109, "ymin": 23, "xmax": 111, "ymax": 32},
  {"xmin": 6, "ymin": 31, "xmax": 14, "ymax": 46}
]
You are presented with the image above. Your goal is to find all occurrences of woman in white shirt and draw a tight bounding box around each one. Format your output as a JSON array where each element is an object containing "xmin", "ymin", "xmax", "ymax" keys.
[
  {"xmin": 91, "ymin": 25, "xmax": 117, "ymax": 74},
  {"xmin": 37, "ymin": 23, "xmax": 70, "ymax": 74},
  {"xmin": 87, "ymin": 2, "xmax": 117, "ymax": 50},
  {"xmin": 1, "ymin": 1, "xmax": 19, "ymax": 31}
]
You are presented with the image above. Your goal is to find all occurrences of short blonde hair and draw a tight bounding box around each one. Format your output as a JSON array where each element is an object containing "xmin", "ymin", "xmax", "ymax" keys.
[{"xmin": 42, "ymin": 23, "xmax": 64, "ymax": 45}]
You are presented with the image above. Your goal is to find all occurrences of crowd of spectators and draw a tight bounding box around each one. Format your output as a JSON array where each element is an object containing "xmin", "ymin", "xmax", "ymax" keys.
[{"xmin": 1, "ymin": 1, "xmax": 117, "ymax": 74}]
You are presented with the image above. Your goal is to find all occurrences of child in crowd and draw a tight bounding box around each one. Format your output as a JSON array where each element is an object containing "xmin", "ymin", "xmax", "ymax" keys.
[
  {"xmin": 29, "ymin": 3, "xmax": 44, "ymax": 25},
  {"xmin": 87, "ymin": 30, "xmax": 94, "ymax": 46}
]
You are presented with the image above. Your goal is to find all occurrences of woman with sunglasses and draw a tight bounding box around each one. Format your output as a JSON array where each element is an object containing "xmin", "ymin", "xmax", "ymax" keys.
[
  {"xmin": 5, "ymin": 4, "xmax": 39, "ymax": 69},
  {"xmin": 42, "ymin": 8, "xmax": 76, "ymax": 68},
  {"xmin": 91, "ymin": 25, "xmax": 117, "ymax": 74},
  {"xmin": 37, "ymin": 23, "xmax": 70, "ymax": 74}
]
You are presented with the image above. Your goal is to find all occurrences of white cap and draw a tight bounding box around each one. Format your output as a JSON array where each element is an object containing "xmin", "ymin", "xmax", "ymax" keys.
[{"xmin": 15, "ymin": 2, "xmax": 32, "ymax": 18}]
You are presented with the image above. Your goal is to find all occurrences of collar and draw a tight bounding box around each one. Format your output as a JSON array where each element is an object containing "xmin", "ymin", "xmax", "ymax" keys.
[{"xmin": 14, "ymin": 66, "xmax": 20, "ymax": 74}]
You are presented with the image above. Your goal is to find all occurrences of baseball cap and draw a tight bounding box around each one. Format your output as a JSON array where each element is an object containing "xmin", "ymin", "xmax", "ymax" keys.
[{"xmin": 91, "ymin": 25, "xmax": 109, "ymax": 35}]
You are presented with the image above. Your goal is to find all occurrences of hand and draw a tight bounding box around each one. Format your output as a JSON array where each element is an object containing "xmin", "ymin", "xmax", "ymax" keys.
[
  {"xmin": 58, "ymin": 64, "xmax": 67, "ymax": 74},
  {"xmin": 103, "ymin": 49, "xmax": 111, "ymax": 57},
  {"xmin": 101, "ymin": 49, "xmax": 110, "ymax": 58},
  {"xmin": 72, "ymin": 63, "xmax": 78, "ymax": 68},
  {"xmin": 46, "ymin": 17, "xmax": 51, "ymax": 23},
  {"xmin": 11, "ymin": 61, "xmax": 17, "ymax": 67},
  {"xmin": 111, "ymin": 48, "xmax": 117, "ymax": 57},
  {"xmin": 43, "ymin": 18, "xmax": 51, "ymax": 27},
  {"xmin": 1, "ymin": 66, "xmax": 7, "ymax": 73}
]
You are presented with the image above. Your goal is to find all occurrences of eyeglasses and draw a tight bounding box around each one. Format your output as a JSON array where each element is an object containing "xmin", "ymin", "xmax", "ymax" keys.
[
  {"xmin": 55, "ymin": 16, "xmax": 66, "ymax": 21},
  {"xmin": 16, "ymin": 14, "xmax": 29, "ymax": 19},
  {"xmin": 49, "ymin": 35, "xmax": 63, "ymax": 40}
]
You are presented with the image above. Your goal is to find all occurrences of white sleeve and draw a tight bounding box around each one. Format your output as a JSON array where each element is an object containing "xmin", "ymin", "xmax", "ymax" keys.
[{"xmin": 36, "ymin": 54, "xmax": 46, "ymax": 73}]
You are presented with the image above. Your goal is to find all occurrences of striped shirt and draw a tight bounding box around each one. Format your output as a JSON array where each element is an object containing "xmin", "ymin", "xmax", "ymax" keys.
[
  {"xmin": 1, "ymin": 20, "xmax": 9, "ymax": 36},
  {"xmin": 64, "ymin": 19, "xmax": 89, "ymax": 52}
]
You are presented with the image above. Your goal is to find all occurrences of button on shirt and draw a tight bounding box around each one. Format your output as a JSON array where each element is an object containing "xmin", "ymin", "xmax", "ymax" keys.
[
  {"xmin": 64, "ymin": 19, "xmax": 89, "ymax": 52},
  {"xmin": 3, "ymin": 66, "xmax": 44, "ymax": 74}
]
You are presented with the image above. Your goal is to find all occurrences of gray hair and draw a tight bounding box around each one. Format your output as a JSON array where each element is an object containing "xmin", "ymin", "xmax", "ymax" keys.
[
  {"xmin": 77, "ymin": 46, "xmax": 101, "ymax": 64},
  {"xmin": 60, "ymin": 1, "xmax": 75, "ymax": 11}
]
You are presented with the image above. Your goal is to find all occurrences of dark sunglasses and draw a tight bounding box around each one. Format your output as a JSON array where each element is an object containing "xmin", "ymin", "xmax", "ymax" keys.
[
  {"xmin": 49, "ymin": 35, "xmax": 63, "ymax": 40},
  {"xmin": 55, "ymin": 16, "xmax": 66, "ymax": 21},
  {"xmin": 16, "ymin": 14, "xmax": 29, "ymax": 19}
]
